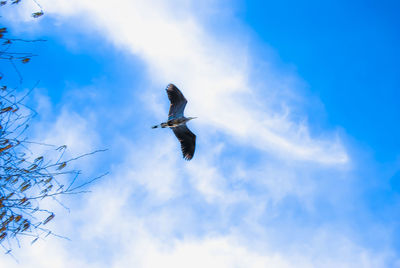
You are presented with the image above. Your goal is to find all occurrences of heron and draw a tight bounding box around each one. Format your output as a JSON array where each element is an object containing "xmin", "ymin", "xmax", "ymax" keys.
[{"xmin": 152, "ymin": 84, "xmax": 197, "ymax": 160}]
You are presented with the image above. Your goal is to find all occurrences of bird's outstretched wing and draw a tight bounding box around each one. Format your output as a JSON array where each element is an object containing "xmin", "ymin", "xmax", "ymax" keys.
[
  {"xmin": 172, "ymin": 124, "xmax": 196, "ymax": 160},
  {"xmin": 166, "ymin": 84, "xmax": 187, "ymax": 120}
]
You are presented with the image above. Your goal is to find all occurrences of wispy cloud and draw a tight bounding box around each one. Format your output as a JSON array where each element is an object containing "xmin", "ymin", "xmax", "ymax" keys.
[
  {"xmin": 0, "ymin": 0, "xmax": 395, "ymax": 267},
  {"xmin": 35, "ymin": 0, "xmax": 348, "ymax": 164}
]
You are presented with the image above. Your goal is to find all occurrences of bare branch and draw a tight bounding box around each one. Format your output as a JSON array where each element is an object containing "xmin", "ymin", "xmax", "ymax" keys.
[{"xmin": 0, "ymin": 2, "xmax": 107, "ymax": 254}]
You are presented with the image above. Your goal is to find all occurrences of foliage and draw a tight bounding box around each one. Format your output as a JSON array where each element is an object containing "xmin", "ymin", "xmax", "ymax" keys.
[{"xmin": 0, "ymin": 0, "xmax": 106, "ymax": 255}]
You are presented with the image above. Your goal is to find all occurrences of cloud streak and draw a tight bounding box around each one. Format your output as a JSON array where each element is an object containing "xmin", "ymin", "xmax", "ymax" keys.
[
  {"xmin": 1, "ymin": 0, "xmax": 395, "ymax": 267},
  {"xmin": 36, "ymin": 0, "xmax": 348, "ymax": 165}
]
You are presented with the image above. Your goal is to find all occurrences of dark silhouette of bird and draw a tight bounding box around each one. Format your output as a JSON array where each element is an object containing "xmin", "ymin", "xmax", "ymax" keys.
[{"xmin": 152, "ymin": 84, "xmax": 197, "ymax": 160}]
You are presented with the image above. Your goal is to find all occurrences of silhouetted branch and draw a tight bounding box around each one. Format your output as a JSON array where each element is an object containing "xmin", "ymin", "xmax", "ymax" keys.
[{"xmin": 0, "ymin": 1, "xmax": 106, "ymax": 255}]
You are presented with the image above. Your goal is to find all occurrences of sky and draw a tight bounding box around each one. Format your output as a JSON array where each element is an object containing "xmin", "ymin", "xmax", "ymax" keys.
[{"xmin": 1, "ymin": 0, "xmax": 400, "ymax": 267}]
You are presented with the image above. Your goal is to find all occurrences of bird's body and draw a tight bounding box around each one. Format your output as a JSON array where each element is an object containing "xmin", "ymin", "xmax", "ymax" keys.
[
  {"xmin": 152, "ymin": 117, "xmax": 194, "ymax": 129},
  {"xmin": 152, "ymin": 84, "xmax": 197, "ymax": 160}
]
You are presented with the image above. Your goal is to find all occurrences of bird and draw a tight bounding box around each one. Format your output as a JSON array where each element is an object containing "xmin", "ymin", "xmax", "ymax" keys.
[{"xmin": 152, "ymin": 84, "xmax": 197, "ymax": 160}]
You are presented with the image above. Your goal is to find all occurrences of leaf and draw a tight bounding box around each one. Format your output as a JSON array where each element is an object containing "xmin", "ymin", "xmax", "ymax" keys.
[
  {"xmin": 14, "ymin": 215, "xmax": 22, "ymax": 222},
  {"xmin": 0, "ymin": 232, "xmax": 6, "ymax": 241},
  {"xmin": 31, "ymin": 237, "xmax": 39, "ymax": 244},
  {"xmin": 11, "ymin": 0, "xmax": 20, "ymax": 4},
  {"xmin": 22, "ymin": 220, "xmax": 30, "ymax": 231},
  {"xmin": 57, "ymin": 162, "xmax": 67, "ymax": 170},
  {"xmin": 21, "ymin": 58, "xmax": 30, "ymax": 64},
  {"xmin": 0, "ymin": 27, "xmax": 6, "ymax": 33},
  {"xmin": 32, "ymin": 11, "xmax": 44, "ymax": 18},
  {"xmin": 0, "ymin": 106, "xmax": 12, "ymax": 113},
  {"xmin": 3, "ymin": 215, "xmax": 13, "ymax": 225},
  {"xmin": 19, "ymin": 197, "xmax": 28, "ymax": 204},
  {"xmin": 28, "ymin": 164, "xmax": 38, "ymax": 170},
  {"xmin": 43, "ymin": 213, "xmax": 54, "ymax": 225},
  {"xmin": 34, "ymin": 156, "xmax": 44, "ymax": 164},
  {"xmin": 56, "ymin": 145, "xmax": 67, "ymax": 151},
  {"xmin": 0, "ymin": 86, "xmax": 6, "ymax": 90},
  {"xmin": 0, "ymin": 1, "xmax": 6, "ymax": 6},
  {"xmin": 20, "ymin": 182, "xmax": 31, "ymax": 192},
  {"xmin": 0, "ymin": 144, "xmax": 12, "ymax": 153}
]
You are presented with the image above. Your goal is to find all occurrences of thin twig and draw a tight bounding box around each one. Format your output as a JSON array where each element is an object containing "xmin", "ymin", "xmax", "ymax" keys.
[{"xmin": 9, "ymin": 59, "xmax": 23, "ymax": 84}]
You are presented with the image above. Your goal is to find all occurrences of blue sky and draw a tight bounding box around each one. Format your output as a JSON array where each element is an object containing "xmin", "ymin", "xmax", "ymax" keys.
[
  {"xmin": 1, "ymin": 0, "xmax": 400, "ymax": 267},
  {"xmin": 241, "ymin": 0, "xmax": 400, "ymax": 162}
]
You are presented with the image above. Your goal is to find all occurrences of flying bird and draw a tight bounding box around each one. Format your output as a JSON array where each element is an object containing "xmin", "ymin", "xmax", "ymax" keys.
[{"xmin": 152, "ymin": 84, "xmax": 197, "ymax": 160}]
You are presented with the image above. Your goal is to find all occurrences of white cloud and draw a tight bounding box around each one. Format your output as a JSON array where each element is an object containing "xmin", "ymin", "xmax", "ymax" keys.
[
  {"xmin": 34, "ymin": 0, "xmax": 348, "ymax": 165},
  {"xmin": 0, "ymin": 183, "xmax": 391, "ymax": 268},
  {"xmin": 0, "ymin": 131, "xmax": 384, "ymax": 267},
  {"xmin": 1, "ymin": 1, "xmax": 395, "ymax": 268}
]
